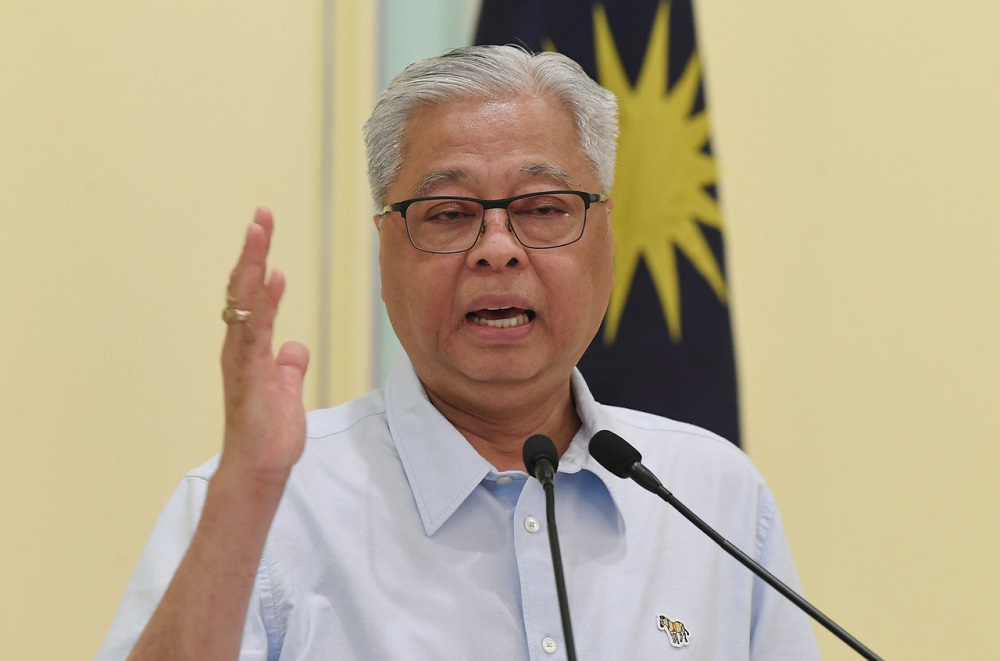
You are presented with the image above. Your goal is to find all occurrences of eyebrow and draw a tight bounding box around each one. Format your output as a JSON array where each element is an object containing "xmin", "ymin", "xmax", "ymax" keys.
[
  {"xmin": 517, "ymin": 163, "xmax": 575, "ymax": 188},
  {"xmin": 413, "ymin": 163, "xmax": 577, "ymax": 197},
  {"xmin": 414, "ymin": 169, "xmax": 470, "ymax": 197},
  {"xmin": 416, "ymin": 169, "xmax": 472, "ymax": 197}
]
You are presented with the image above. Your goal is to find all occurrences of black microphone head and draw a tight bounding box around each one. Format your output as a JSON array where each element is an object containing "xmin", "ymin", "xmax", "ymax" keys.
[
  {"xmin": 523, "ymin": 434, "xmax": 559, "ymax": 475},
  {"xmin": 589, "ymin": 430, "xmax": 642, "ymax": 478}
]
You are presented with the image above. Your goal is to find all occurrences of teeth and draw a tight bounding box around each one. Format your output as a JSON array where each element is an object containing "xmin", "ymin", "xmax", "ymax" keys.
[{"xmin": 472, "ymin": 312, "xmax": 530, "ymax": 328}]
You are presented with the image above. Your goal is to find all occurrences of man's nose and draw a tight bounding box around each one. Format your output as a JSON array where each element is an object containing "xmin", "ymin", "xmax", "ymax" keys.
[{"xmin": 467, "ymin": 209, "xmax": 526, "ymax": 268}]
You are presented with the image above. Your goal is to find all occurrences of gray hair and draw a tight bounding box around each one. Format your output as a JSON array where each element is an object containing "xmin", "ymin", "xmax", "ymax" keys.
[{"xmin": 363, "ymin": 44, "xmax": 619, "ymax": 207}]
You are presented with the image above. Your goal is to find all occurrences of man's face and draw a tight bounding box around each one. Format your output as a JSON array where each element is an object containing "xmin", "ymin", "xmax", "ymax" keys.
[{"xmin": 376, "ymin": 94, "xmax": 614, "ymax": 402}]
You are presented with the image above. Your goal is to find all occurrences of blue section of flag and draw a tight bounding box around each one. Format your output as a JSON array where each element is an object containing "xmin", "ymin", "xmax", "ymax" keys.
[{"xmin": 475, "ymin": 0, "xmax": 741, "ymax": 445}]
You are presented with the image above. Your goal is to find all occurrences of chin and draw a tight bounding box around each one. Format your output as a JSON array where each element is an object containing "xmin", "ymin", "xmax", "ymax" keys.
[
  {"xmin": 463, "ymin": 363, "xmax": 539, "ymax": 386},
  {"xmin": 459, "ymin": 349, "xmax": 577, "ymax": 389}
]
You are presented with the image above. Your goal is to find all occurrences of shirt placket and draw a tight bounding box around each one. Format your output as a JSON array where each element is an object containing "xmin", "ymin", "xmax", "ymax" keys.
[{"xmin": 513, "ymin": 478, "xmax": 568, "ymax": 661}]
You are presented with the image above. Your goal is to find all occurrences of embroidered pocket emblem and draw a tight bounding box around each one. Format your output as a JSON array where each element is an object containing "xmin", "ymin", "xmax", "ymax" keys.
[{"xmin": 657, "ymin": 615, "xmax": 691, "ymax": 648}]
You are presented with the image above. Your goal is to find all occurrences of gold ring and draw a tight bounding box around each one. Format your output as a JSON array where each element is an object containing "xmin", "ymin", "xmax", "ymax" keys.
[{"xmin": 221, "ymin": 306, "xmax": 252, "ymax": 324}]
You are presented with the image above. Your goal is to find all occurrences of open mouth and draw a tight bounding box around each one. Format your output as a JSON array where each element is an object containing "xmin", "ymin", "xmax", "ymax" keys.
[{"xmin": 467, "ymin": 307, "xmax": 536, "ymax": 329}]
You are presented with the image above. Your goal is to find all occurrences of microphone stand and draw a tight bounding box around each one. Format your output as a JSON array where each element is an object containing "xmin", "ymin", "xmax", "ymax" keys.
[
  {"xmin": 524, "ymin": 434, "xmax": 577, "ymax": 661},
  {"xmin": 648, "ymin": 479, "xmax": 882, "ymax": 661},
  {"xmin": 590, "ymin": 430, "xmax": 882, "ymax": 660},
  {"xmin": 541, "ymin": 479, "xmax": 577, "ymax": 661}
]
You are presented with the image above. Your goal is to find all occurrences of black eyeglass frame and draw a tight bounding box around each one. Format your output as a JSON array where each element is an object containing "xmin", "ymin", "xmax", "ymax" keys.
[{"xmin": 381, "ymin": 189, "xmax": 608, "ymax": 254}]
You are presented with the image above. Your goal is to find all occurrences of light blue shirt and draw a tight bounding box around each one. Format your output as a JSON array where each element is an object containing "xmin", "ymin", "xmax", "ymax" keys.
[{"xmin": 97, "ymin": 359, "xmax": 819, "ymax": 660}]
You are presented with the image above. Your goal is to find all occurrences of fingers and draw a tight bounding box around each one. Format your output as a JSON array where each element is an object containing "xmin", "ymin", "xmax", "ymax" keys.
[
  {"xmin": 228, "ymin": 208, "xmax": 273, "ymax": 303},
  {"xmin": 216, "ymin": 208, "xmax": 309, "ymax": 482},
  {"xmin": 250, "ymin": 267, "xmax": 285, "ymax": 344},
  {"xmin": 224, "ymin": 208, "xmax": 278, "ymax": 351}
]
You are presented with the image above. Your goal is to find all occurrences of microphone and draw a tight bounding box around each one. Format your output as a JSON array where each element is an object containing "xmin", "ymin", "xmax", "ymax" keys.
[
  {"xmin": 522, "ymin": 435, "xmax": 577, "ymax": 661},
  {"xmin": 523, "ymin": 433, "xmax": 558, "ymax": 487},
  {"xmin": 589, "ymin": 430, "xmax": 883, "ymax": 661}
]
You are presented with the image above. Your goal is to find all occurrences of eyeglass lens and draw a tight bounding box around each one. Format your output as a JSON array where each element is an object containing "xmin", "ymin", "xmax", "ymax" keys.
[{"xmin": 405, "ymin": 192, "xmax": 588, "ymax": 252}]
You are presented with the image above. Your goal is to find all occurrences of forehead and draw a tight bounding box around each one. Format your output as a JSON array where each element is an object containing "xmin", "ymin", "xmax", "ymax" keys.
[{"xmin": 392, "ymin": 95, "xmax": 595, "ymax": 198}]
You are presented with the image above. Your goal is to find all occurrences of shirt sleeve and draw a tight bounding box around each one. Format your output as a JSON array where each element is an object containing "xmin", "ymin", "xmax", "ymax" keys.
[
  {"xmin": 94, "ymin": 474, "xmax": 272, "ymax": 661},
  {"xmin": 749, "ymin": 488, "xmax": 822, "ymax": 661}
]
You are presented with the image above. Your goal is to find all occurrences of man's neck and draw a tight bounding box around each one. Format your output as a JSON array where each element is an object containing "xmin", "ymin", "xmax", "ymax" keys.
[{"xmin": 422, "ymin": 377, "xmax": 580, "ymax": 472}]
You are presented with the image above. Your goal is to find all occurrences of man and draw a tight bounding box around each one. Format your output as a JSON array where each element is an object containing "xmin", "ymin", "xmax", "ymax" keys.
[{"xmin": 98, "ymin": 45, "xmax": 819, "ymax": 660}]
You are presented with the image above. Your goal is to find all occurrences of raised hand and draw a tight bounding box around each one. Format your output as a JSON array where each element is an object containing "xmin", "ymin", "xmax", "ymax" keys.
[
  {"xmin": 127, "ymin": 209, "xmax": 311, "ymax": 661},
  {"xmin": 219, "ymin": 207, "xmax": 310, "ymax": 485}
]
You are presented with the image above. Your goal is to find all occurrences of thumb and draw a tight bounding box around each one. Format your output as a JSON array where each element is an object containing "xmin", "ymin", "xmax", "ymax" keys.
[{"xmin": 276, "ymin": 341, "xmax": 310, "ymax": 394}]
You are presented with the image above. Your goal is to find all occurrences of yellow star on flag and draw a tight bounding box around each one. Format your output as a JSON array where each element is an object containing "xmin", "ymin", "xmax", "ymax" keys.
[{"xmin": 593, "ymin": 0, "xmax": 728, "ymax": 343}]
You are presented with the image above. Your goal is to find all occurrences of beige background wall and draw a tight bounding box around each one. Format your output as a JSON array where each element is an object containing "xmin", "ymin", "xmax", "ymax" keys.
[
  {"xmin": 699, "ymin": 2, "xmax": 1000, "ymax": 658},
  {"xmin": 2, "ymin": 1, "xmax": 997, "ymax": 659},
  {"xmin": 1, "ymin": 2, "xmax": 374, "ymax": 658}
]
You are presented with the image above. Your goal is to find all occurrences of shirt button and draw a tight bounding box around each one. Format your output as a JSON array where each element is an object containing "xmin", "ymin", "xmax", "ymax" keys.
[
  {"xmin": 523, "ymin": 516, "xmax": 541, "ymax": 533},
  {"xmin": 541, "ymin": 637, "xmax": 558, "ymax": 654},
  {"xmin": 497, "ymin": 475, "xmax": 513, "ymax": 486}
]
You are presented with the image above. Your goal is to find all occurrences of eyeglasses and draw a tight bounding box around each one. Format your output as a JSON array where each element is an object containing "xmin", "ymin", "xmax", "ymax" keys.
[{"xmin": 381, "ymin": 190, "xmax": 607, "ymax": 254}]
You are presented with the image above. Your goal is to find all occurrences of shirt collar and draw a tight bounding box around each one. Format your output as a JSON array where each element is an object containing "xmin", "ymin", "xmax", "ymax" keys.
[
  {"xmin": 384, "ymin": 357, "xmax": 626, "ymax": 536},
  {"xmin": 564, "ymin": 367, "xmax": 629, "ymax": 528},
  {"xmin": 384, "ymin": 360, "xmax": 493, "ymax": 536}
]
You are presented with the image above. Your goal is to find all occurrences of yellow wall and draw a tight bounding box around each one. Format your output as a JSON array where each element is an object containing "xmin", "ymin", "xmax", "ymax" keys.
[
  {"xmin": 699, "ymin": 2, "xmax": 1000, "ymax": 658},
  {"xmin": 1, "ymin": 2, "xmax": 998, "ymax": 660},
  {"xmin": 0, "ymin": 1, "xmax": 374, "ymax": 658}
]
